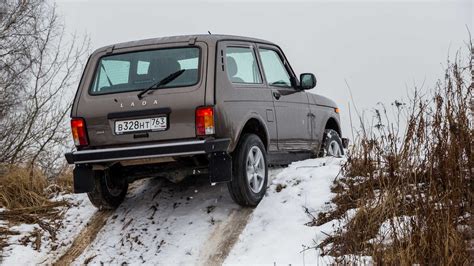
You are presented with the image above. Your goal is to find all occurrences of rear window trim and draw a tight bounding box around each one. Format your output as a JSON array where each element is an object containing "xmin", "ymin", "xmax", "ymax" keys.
[{"xmin": 87, "ymin": 46, "xmax": 202, "ymax": 96}]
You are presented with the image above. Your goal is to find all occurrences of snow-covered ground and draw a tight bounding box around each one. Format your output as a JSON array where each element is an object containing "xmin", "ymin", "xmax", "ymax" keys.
[
  {"xmin": 1, "ymin": 194, "xmax": 96, "ymax": 265},
  {"xmin": 1, "ymin": 157, "xmax": 345, "ymax": 265},
  {"xmin": 225, "ymin": 157, "xmax": 344, "ymax": 265},
  {"xmin": 74, "ymin": 174, "xmax": 245, "ymax": 265}
]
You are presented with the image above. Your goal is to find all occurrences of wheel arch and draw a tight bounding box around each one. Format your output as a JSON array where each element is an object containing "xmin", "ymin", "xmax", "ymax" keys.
[
  {"xmin": 324, "ymin": 116, "xmax": 342, "ymax": 137},
  {"xmin": 231, "ymin": 115, "xmax": 269, "ymax": 153}
]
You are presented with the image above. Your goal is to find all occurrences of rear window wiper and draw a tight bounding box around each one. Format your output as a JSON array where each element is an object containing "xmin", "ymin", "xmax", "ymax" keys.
[
  {"xmin": 137, "ymin": 69, "xmax": 186, "ymax": 100},
  {"xmin": 100, "ymin": 63, "xmax": 113, "ymax": 86}
]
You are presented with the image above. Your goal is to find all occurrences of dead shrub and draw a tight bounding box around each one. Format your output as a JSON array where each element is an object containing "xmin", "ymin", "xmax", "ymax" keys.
[
  {"xmin": 0, "ymin": 164, "xmax": 72, "ymax": 251},
  {"xmin": 315, "ymin": 42, "xmax": 473, "ymax": 265},
  {"xmin": 49, "ymin": 168, "xmax": 74, "ymax": 195},
  {"xmin": 0, "ymin": 165, "xmax": 49, "ymax": 209}
]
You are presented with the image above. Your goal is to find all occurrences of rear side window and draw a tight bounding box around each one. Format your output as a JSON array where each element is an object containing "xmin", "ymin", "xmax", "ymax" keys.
[
  {"xmin": 225, "ymin": 47, "xmax": 262, "ymax": 84},
  {"xmin": 258, "ymin": 48, "xmax": 291, "ymax": 87},
  {"xmin": 97, "ymin": 60, "xmax": 130, "ymax": 86},
  {"xmin": 90, "ymin": 47, "xmax": 200, "ymax": 95}
]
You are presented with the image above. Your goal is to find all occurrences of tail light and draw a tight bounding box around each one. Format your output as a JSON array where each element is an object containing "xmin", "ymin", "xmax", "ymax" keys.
[
  {"xmin": 71, "ymin": 118, "xmax": 89, "ymax": 147},
  {"xmin": 196, "ymin": 106, "xmax": 215, "ymax": 136}
]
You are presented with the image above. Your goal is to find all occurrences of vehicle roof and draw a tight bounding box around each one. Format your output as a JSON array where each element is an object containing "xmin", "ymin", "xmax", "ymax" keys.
[{"xmin": 95, "ymin": 34, "xmax": 276, "ymax": 53}]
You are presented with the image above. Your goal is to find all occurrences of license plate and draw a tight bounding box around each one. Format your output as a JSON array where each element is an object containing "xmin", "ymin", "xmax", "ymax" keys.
[{"xmin": 115, "ymin": 116, "xmax": 167, "ymax": 134}]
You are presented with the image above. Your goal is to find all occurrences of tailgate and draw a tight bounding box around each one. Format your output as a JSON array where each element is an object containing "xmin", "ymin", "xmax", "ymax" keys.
[{"xmin": 74, "ymin": 42, "xmax": 208, "ymax": 147}]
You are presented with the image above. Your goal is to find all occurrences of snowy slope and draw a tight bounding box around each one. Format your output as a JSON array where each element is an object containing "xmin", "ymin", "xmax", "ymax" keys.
[
  {"xmin": 1, "ymin": 157, "xmax": 344, "ymax": 265},
  {"xmin": 72, "ymin": 157, "xmax": 343, "ymax": 265},
  {"xmin": 74, "ymin": 176, "xmax": 246, "ymax": 265},
  {"xmin": 224, "ymin": 157, "xmax": 344, "ymax": 265}
]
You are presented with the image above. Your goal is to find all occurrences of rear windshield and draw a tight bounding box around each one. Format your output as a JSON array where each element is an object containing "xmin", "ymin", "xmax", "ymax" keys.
[{"xmin": 89, "ymin": 47, "xmax": 200, "ymax": 95}]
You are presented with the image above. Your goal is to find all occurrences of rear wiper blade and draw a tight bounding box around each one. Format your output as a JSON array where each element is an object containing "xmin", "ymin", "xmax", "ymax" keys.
[
  {"xmin": 100, "ymin": 63, "xmax": 113, "ymax": 86},
  {"xmin": 137, "ymin": 69, "xmax": 185, "ymax": 100}
]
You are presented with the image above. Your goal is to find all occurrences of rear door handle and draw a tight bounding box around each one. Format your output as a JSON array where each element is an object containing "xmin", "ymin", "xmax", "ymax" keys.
[{"xmin": 273, "ymin": 91, "xmax": 281, "ymax": 100}]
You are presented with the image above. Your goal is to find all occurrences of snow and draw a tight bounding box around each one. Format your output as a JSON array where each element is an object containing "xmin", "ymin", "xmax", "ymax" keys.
[
  {"xmin": 74, "ymin": 177, "xmax": 242, "ymax": 265},
  {"xmin": 224, "ymin": 157, "xmax": 344, "ymax": 265},
  {"xmin": 1, "ymin": 194, "xmax": 96, "ymax": 265},
  {"xmin": 370, "ymin": 215, "xmax": 413, "ymax": 245},
  {"xmin": 1, "ymin": 157, "xmax": 348, "ymax": 265}
]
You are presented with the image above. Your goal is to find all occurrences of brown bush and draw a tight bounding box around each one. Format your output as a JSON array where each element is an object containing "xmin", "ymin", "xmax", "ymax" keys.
[
  {"xmin": 0, "ymin": 165, "xmax": 50, "ymax": 209},
  {"xmin": 316, "ymin": 44, "xmax": 473, "ymax": 264},
  {"xmin": 53, "ymin": 170, "xmax": 74, "ymax": 194},
  {"xmin": 0, "ymin": 164, "xmax": 72, "ymax": 251}
]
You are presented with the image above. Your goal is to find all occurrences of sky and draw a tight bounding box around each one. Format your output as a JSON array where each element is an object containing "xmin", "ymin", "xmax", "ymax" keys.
[{"xmin": 56, "ymin": 0, "xmax": 472, "ymax": 138}]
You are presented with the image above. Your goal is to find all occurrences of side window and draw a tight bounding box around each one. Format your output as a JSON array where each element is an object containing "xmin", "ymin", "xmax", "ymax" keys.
[
  {"xmin": 137, "ymin": 61, "xmax": 150, "ymax": 75},
  {"xmin": 258, "ymin": 48, "xmax": 291, "ymax": 87},
  {"xmin": 225, "ymin": 47, "xmax": 262, "ymax": 84},
  {"xmin": 93, "ymin": 60, "xmax": 131, "ymax": 91}
]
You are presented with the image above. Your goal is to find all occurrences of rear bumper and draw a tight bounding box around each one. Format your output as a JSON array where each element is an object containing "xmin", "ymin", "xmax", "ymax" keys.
[{"xmin": 65, "ymin": 138, "xmax": 230, "ymax": 165}]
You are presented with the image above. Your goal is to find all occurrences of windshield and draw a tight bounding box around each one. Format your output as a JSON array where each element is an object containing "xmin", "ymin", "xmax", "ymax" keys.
[{"xmin": 89, "ymin": 47, "xmax": 200, "ymax": 95}]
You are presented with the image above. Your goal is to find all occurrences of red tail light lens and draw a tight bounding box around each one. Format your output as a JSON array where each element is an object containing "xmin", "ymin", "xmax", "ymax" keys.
[
  {"xmin": 196, "ymin": 106, "xmax": 215, "ymax": 136},
  {"xmin": 71, "ymin": 118, "xmax": 89, "ymax": 147}
]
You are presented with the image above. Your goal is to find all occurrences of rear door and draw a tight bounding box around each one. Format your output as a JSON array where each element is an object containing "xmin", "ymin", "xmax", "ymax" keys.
[
  {"xmin": 74, "ymin": 42, "xmax": 208, "ymax": 147},
  {"xmin": 256, "ymin": 45, "xmax": 312, "ymax": 151}
]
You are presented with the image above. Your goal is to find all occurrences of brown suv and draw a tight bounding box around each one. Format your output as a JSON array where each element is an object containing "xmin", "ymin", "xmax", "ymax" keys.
[{"xmin": 65, "ymin": 35, "xmax": 347, "ymax": 209}]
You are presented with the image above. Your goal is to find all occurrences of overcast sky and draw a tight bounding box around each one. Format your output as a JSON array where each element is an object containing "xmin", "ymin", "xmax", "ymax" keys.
[{"xmin": 56, "ymin": 0, "xmax": 472, "ymax": 137}]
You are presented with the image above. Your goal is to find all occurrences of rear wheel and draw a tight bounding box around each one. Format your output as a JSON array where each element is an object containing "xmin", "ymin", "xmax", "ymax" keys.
[
  {"xmin": 87, "ymin": 169, "xmax": 128, "ymax": 210},
  {"xmin": 227, "ymin": 134, "xmax": 268, "ymax": 207},
  {"xmin": 320, "ymin": 129, "xmax": 344, "ymax": 157}
]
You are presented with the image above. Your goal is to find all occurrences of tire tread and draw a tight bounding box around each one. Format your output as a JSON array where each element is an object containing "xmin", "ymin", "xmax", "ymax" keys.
[{"xmin": 227, "ymin": 134, "xmax": 267, "ymax": 207}]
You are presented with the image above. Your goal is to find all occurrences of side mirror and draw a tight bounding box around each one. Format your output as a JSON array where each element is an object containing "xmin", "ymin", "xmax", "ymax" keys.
[{"xmin": 299, "ymin": 73, "xmax": 317, "ymax": 90}]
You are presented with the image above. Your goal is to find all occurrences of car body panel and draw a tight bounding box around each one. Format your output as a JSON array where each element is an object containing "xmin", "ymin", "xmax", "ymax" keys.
[
  {"xmin": 70, "ymin": 34, "xmax": 342, "ymax": 157},
  {"xmin": 307, "ymin": 93, "xmax": 341, "ymax": 151},
  {"xmin": 254, "ymin": 43, "xmax": 313, "ymax": 151},
  {"xmin": 214, "ymin": 41, "xmax": 277, "ymax": 152}
]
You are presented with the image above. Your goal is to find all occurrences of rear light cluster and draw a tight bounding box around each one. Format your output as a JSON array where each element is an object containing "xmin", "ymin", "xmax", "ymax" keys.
[
  {"xmin": 71, "ymin": 118, "xmax": 89, "ymax": 147},
  {"xmin": 196, "ymin": 106, "xmax": 215, "ymax": 136}
]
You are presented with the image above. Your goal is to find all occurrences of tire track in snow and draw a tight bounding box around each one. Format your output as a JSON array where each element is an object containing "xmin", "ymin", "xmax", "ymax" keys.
[
  {"xmin": 52, "ymin": 180, "xmax": 148, "ymax": 265},
  {"xmin": 67, "ymin": 176, "xmax": 246, "ymax": 264},
  {"xmin": 53, "ymin": 210, "xmax": 111, "ymax": 265},
  {"xmin": 199, "ymin": 208, "xmax": 253, "ymax": 265},
  {"xmin": 53, "ymin": 169, "xmax": 281, "ymax": 265},
  {"xmin": 198, "ymin": 169, "xmax": 282, "ymax": 265}
]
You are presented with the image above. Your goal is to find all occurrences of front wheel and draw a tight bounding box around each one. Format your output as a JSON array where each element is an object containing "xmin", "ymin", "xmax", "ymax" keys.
[
  {"xmin": 87, "ymin": 169, "xmax": 128, "ymax": 210},
  {"xmin": 320, "ymin": 129, "xmax": 344, "ymax": 157},
  {"xmin": 227, "ymin": 134, "xmax": 268, "ymax": 207}
]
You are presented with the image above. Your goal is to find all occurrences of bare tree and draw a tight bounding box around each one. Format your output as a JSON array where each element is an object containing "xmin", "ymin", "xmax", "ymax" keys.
[{"xmin": 0, "ymin": 0, "xmax": 89, "ymax": 176}]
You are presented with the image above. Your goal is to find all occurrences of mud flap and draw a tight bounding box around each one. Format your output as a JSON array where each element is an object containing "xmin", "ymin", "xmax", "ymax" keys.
[
  {"xmin": 73, "ymin": 165, "xmax": 95, "ymax": 193},
  {"xmin": 209, "ymin": 152, "xmax": 232, "ymax": 183}
]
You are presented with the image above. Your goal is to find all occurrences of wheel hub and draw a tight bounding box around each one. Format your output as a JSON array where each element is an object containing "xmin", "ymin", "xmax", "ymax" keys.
[
  {"xmin": 246, "ymin": 146, "xmax": 265, "ymax": 194},
  {"xmin": 328, "ymin": 140, "xmax": 342, "ymax": 157}
]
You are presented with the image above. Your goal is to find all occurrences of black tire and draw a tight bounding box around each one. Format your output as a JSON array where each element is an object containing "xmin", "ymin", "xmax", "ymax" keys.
[
  {"xmin": 227, "ymin": 134, "xmax": 268, "ymax": 207},
  {"xmin": 320, "ymin": 129, "xmax": 344, "ymax": 157},
  {"xmin": 87, "ymin": 170, "xmax": 128, "ymax": 210}
]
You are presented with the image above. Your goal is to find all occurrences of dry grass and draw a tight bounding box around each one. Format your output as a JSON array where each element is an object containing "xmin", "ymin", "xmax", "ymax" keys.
[
  {"xmin": 314, "ymin": 45, "xmax": 473, "ymax": 264},
  {"xmin": 50, "ymin": 168, "xmax": 74, "ymax": 194},
  {"xmin": 0, "ymin": 165, "xmax": 50, "ymax": 209},
  {"xmin": 0, "ymin": 164, "xmax": 72, "ymax": 252}
]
